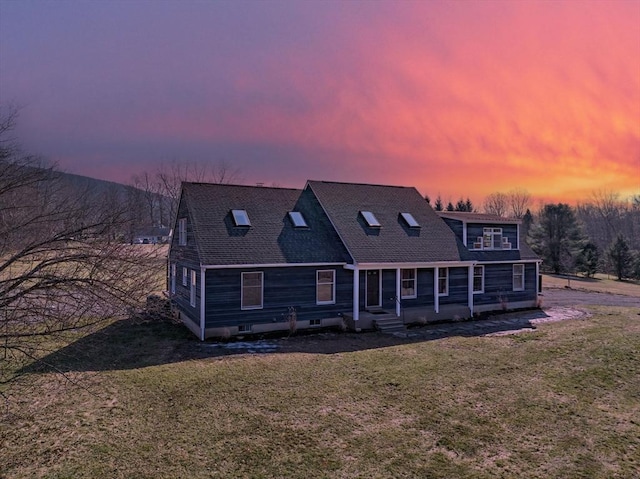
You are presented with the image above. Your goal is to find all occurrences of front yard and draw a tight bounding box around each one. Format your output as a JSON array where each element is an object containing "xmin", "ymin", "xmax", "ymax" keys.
[{"xmin": 1, "ymin": 285, "xmax": 639, "ymax": 478}]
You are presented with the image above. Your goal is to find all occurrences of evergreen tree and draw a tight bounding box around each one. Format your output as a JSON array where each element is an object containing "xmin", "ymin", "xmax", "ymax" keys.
[
  {"xmin": 465, "ymin": 197, "xmax": 474, "ymax": 212},
  {"xmin": 632, "ymin": 252, "xmax": 640, "ymax": 280},
  {"xmin": 522, "ymin": 209, "xmax": 533, "ymax": 238},
  {"xmin": 529, "ymin": 203, "xmax": 586, "ymax": 274},
  {"xmin": 607, "ymin": 234, "xmax": 632, "ymax": 280},
  {"xmin": 425, "ymin": 194, "xmax": 431, "ymax": 205},
  {"xmin": 575, "ymin": 242, "xmax": 599, "ymax": 277},
  {"xmin": 454, "ymin": 197, "xmax": 474, "ymax": 212},
  {"xmin": 434, "ymin": 196, "xmax": 443, "ymax": 211},
  {"xmin": 446, "ymin": 201, "xmax": 455, "ymax": 212}
]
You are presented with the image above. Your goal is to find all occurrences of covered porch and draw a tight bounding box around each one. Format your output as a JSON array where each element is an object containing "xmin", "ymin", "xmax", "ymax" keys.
[{"xmin": 342, "ymin": 262, "xmax": 475, "ymax": 330}]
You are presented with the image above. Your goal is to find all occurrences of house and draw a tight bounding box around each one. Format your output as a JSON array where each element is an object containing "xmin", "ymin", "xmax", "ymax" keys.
[
  {"xmin": 132, "ymin": 226, "xmax": 171, "ymax": 244},
  {"xmin": 168, "ymin": 181, "xmax": 541, "ymax": 340}
]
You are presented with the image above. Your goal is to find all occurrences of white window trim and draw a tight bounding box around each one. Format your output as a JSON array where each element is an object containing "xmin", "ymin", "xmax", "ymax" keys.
[
  {"xmin": 361, "ymin": 211, "xmax": 381, "ymax": 227},
  {"xmin": 170, "ymin": 263, "xmax": 176, "ymax": 295},
  {"xmin": 241, "ymin": 272, "xmax": 264, "ymax": 310},
  {"xmin": 289, "ymin": 211, "xmax": 308, "ymax": 228},
  {"xmin": 190, "ymin": 270, "xmax": 197, "ymax": 307},
  {"xmin": 316, "ymin": 270, "xmax": 336, "ymax": 305},
  {"xmin": 473, "ymin": 265, "xmax": 484, "ymax": 294},
  {"xmin": 178, "ymin": 218, "xmax": 187, "ymax": 246},
  {"xmin": 182, "ymin": 267, "xmax": 188, "ymax": 287},
  {"xmin": 231, "ymin": 209, "xmax": 251, "ymax": 227},
  {"xmin": 513, "ymin": 264, "xmax": 525, "ymax": 291},
  {"xmin": 400, "ymin": 268, "xmax": 417, "ymax": 299},
  {"xmin": 400, "ymin": 212, "xmax": 420, "ymax": 228},
  {"xmin": 438, "ymin": 268, "xmax": 449, "ymax": 296}
]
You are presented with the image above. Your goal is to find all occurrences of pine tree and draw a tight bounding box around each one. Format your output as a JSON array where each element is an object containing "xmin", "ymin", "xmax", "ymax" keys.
[
  {"xmin": 607, "ymin": 234, "xmax": 632, "ymax": 280},
  {"xmin": 529, "ymin": 203, "xmax": 586, "ymax": 274},
  {"xmin": 575, "ymin": 242, "xmax": 599, "ymax": 278}
]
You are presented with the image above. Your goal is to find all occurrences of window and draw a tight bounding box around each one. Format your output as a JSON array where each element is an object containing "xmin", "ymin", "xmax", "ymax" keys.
[
  {"xmin": 483, "ymin": 228, "xmax": 502, "ymax": 249},
  {"xmin": 178, "ymin": 218, "xmax": 187, "ymax": 245},
  {"xmin": 182, "ymin": 267, "xmax": 188, "ymax": 286},
  {"xmin": 400, "ymin": 212, "xmax": 420, "ymax": 228},
  {"xmin": 438, "ymin": 268, "xmax": 448, "ymax": 296},
  {"xmin": 190, "ymin": 270, "xmax": 197, "ymax": 307},
  {"xmin": 231, "ymin": 209, "xmax": 251, "ymax": 226},
  {"xmin": 474, "ymin": 227, "xmax": 512, "ymax": 250},
  {"xmin": 288, "ymin": 211, "xmax": 308, "ymax": 228},
  {"xmin": 513, "ymin": 264, "xmax": 525, "ymax": 291},
  {"xmin": 316, "ymin": 270, "xmax": 335, "ymax": 304},
  {"xmin": 360, "ymin": 211, "xmax": 381, "ymax": 227},
  {"xmin": 309, "ymin": 319, "xmax": 321, "ymax": 327},
  {"xmin": 242, "ymin": 272, "xmax": 263, "ymax": 309},
  {"xmin": 401, "ymin": 269, "xmax": 417, "ymax": 299},
  {"xmin": 170, "ymin": 264, "xmax": 176, "ymax": 295},
  {"xmin": 473, "ymin": 266, "xmax": 484, "ymax": 294},
  {"xmin": 238, "ymin": 324, "xmax": 252, "ymax": 333}
]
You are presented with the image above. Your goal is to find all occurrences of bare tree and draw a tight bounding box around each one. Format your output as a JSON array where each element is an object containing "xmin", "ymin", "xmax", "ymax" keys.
[
  {"xmin": 142, "ymin": 158, "xmax": 243, "ymax": 229},
  {"xmin": 507, "ymin": 188, "xmax": 531, "ymax": 219},
  {"xmin": 1, "ymin": 107, "xmax": 162, "ymax": 395},
  {"xmin": 483, "ymin": 192, "xmax": 508, "ymax": 217}
]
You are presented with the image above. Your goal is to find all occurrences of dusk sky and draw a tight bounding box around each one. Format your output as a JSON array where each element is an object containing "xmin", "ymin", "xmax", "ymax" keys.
[{"xmin": 1, "ymin": 0, "xmax": 639, "ymax": 204}]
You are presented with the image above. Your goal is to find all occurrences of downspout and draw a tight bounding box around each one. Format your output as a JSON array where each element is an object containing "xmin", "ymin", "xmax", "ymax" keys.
[
  {"xmin": 353, "ymin": 266, "xmax": 360, "ymax": 323},
  {"xmin": 468, "ymin": 264, "xmax": 474, "ymax": 317},
  {"xmin": 434, "ymin": 266, "xmax": 439, "ymax": 314},
  {"xmin": 395, "ymin": 268, "xmax": 401, "ymax": 317},
  {"xmin": 200, "ymin": 266, "xmax": 206, "ymax": 341}
]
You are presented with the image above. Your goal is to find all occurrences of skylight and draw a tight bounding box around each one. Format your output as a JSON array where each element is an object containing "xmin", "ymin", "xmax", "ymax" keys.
[
  {"xmin": 360, "ymin": 211, "xmax": 381, "ymax": 227},
  {"xmin": 231, "ymin": 209, "xmax": 251, "ymax": 226},
  {"xmin": 288, "ymin": 211, "xmax": 308, "ymax": 228},
  {"xmin": 400, "ymin": 212, "xmax": 420, "ymax": 228}
]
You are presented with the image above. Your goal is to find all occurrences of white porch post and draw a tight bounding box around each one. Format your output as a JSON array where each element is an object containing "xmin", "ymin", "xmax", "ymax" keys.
[
  {"xmin": 434, "ymin": 266, "xmax": 440, "ymax": 314},
  {"xmin": 536, "ymin": 261, "xmax": 540, "ymax": 296},
  {"xmin": 395, "ymin": 268, "xmax": 401, "ymax": 317},
  {"xmin": 353, "ymin": 267, "xmax": 360, "ymax": 321},
  {"xmin": 468, "ymin": 265, "xmax": 474, "ymax": 317}
]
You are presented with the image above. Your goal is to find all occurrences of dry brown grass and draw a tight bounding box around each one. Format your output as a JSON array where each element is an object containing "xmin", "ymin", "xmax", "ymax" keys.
[{"xmin": 2, "ymin": 305, "xmax": 639, "ymax": 478}]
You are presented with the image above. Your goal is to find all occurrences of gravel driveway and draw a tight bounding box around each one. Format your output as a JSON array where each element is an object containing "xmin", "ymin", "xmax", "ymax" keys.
[{"xmin": 541, "ymin": 287, "xmax": 640, "ymax": 308}]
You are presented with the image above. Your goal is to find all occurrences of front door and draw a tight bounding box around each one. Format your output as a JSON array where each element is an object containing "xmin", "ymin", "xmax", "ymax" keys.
[{"xmin": 366, "ymin": 270, "xmax": 381, "ymax": 308}]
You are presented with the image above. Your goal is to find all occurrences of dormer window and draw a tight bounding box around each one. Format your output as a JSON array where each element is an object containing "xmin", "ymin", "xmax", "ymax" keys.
[
  {"xmin": 288, "ymin": 211, "xmax": 308, "ymax": 228},
  {"xmin": 360, "ymin": 211, "xmax": 381, "ymax": 227},
  {"xmin": 231, "ymin": 209, "xmax": 251, "ymax": 226},
  {"xmin": 400, "ymin": 212, "xmax": 420, "ymax": 228},
  {"xmin": 472, "ymin": 227, "xmax": 512, "ymax": 250}
]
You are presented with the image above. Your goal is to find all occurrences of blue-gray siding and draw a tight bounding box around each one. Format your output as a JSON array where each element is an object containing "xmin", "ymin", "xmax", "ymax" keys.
[
  {"xmin": 169, "ymin": 196, "xmax": 203, "ymax": 325},
  {"xmin": 204, "ymin": 266, "xmax": 352, "ymax": 329},
  {"xmin": 440, "ymin": 267, "xmax": 469, "ymax": 306},
  {"xmin": 473, "ymin": 263, "xmax": 537, "ymax": 306}
]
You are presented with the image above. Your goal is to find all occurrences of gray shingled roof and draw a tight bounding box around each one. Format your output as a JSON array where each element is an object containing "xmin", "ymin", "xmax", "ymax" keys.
[
  {"xmin": 307, "ymin": 180, "xmax": 462, "ymax": 264},
  {"xmin": 182, "ymin": 183, "xmax": 350, "ymax": 266},
  {"xmin": 437, "ymin": 211, "xmax": 522, "ymax": 224}
]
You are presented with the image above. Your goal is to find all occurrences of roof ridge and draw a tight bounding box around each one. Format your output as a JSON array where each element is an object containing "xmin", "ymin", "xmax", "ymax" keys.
[
  {"xmin": 307, "ymin": 179, "xmax": 415, "ymax": 190},
  {"xmin": 183, "ymin": 181, "xmax": 300, "ymax": 192}
]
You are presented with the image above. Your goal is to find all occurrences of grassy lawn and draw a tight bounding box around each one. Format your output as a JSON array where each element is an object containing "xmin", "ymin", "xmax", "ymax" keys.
[
  {"xmin": 2, "ymin": 305, "xmax": 639, "ymax": 478},
  {"xmin": 542, "ymin": 273, "xmax": 640, "ymax": 297}
]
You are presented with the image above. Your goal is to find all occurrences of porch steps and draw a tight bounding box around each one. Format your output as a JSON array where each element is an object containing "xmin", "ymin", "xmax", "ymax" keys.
[{"xmin": 373, "ymin": 316, "xmax": 407, "ymax": 333}]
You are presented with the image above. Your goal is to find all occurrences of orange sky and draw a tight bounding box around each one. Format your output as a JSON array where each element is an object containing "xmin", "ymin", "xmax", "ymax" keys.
[{"xmin": 1, "ymin": 1, "xmax": 639, "ymax": 205}]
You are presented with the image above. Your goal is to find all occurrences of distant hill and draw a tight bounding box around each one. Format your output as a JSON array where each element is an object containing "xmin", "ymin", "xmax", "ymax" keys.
[{"xmin": 54, "ymin": 170, "xmax": 137, "ymax": 197}]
